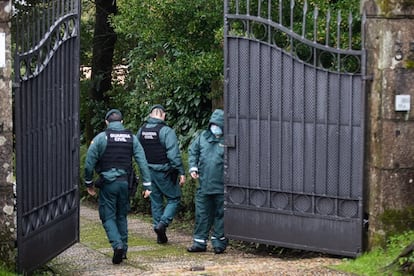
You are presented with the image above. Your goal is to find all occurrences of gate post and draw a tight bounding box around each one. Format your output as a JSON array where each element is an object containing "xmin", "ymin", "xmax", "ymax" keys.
[
  {"xmin": 0, "ymin": 0, "xmax": 15, "ymax": 270},
  {"xmin": 363, "ymin": 0, "xmax": 414, "ymax": 248}
]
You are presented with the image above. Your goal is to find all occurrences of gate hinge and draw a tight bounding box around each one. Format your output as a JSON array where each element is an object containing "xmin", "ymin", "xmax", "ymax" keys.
[
  {"xmin": 363, "ymin": 218, "xmax": 369, "ymax": 231},
  {"xmin": 362, "ymin": 75, "xmax": 373, "ymax": 81}
]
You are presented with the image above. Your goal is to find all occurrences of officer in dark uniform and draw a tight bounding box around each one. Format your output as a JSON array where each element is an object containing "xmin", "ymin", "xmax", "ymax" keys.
[
  {"xmin": 138, "ymin": 104, "xmax": 186, "ymax": 244},
  {"xmin": 84, "ymin": 109, "xmax": 152, "ymax": 264}
]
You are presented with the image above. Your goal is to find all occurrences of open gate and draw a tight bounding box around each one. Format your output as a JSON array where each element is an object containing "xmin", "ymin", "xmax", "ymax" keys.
[
  {"xmin": 223, "ymin": 0, "xmax": 366, "ymax": 257},
  {"xmin": 13, "ymin": 0, "xmax": 80, "ymax": 273}
]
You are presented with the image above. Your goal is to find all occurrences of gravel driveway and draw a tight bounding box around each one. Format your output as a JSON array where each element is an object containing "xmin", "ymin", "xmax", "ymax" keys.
[{"xmin": 46, "ymin": 204, "xmax": 354, "ymax": 275}]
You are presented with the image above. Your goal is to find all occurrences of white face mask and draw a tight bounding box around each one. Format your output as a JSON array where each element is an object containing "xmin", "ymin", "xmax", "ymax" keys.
[{"xmin": 210, "ymin": 125, "xmax": 223, "ymax": 136}]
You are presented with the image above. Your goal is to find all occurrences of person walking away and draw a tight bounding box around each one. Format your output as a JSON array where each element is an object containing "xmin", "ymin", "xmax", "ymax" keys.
[
  {"xmin": 187, "ymin": 109, "xmax": 228, "ymax": 254},
  {"xmin": 84, "ymin": 109, "xmax": 152, "ymax": 264},
  {"xmin": 137, "ymin": 104, "xmax": 186, "ymax": 244}
]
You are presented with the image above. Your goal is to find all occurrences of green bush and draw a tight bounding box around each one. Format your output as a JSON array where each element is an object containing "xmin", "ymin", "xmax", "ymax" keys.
[{"xmin": 0, "ymin": 263, "xmax": 15, "ymax": 276}]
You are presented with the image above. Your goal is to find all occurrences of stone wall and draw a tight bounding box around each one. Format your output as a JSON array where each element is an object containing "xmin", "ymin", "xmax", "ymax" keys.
[
  {"xmin": 0, "ymin": 0, "xmax": 15, "ymax": 270},
  {"xmin": 363, "ymin": 0, "xmax": 414, "ymax": 247}
]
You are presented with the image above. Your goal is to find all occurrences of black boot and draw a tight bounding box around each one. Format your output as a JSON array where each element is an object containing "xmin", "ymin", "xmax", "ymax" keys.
[
  {"xmin": 112, "ymin": 246, "xmax": 124, "ymax": 264},
  {"xmin": 154, "ymin": 222, "xmax": 168, "ymax": 244},
  {"xmin": 187, "ymin": 245, "xmax": 206, "ymax": 252},
  {"xmin": 213, "ymin": 247, "xmax": 225, "ymax": 254}
]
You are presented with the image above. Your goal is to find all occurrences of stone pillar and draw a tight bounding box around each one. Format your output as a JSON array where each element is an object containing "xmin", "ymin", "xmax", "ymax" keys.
[
  {"xmin": 363, "ymin": 0, "xmax": 414, "ymax": 248},
  {"xmin": 0, "ymin": 0, "xmax": 15, "ymax": 270}
]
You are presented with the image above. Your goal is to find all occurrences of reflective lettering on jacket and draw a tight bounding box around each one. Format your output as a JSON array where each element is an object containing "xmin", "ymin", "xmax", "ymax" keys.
[
  {"xmin": 139, "ymin": 123, "xmax": 169, "ymax": 164},
  {"xmin": 96, "ymin": 129, "xmax": 133, "ymax": 172}
]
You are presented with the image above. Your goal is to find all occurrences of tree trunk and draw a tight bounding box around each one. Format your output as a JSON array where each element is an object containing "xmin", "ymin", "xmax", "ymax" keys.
[{"xmin": 84, "ymin": 0, "xmax": 117, "ymax": 143}]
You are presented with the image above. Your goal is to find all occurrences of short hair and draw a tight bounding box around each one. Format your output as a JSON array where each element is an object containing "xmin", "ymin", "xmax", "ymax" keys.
[{"xmin": 150, "ymin": 107, "xmax": 165, "ymax": 118}]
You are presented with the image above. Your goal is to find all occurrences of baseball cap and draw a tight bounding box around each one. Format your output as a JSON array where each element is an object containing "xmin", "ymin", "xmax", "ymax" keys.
[
  {"xmin": 105, "ymin": 109, "xmax": 123, "ymax": 121},
  {"xmin": 149, "ymin": 104, "xmax": 166, "ymax": 113}
]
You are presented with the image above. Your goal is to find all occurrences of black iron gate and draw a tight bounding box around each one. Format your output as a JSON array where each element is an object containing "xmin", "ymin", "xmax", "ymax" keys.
[
  {"xmin": 223, "ymin": 0, "xmax": 366, "ymax": 257},
  {"xmin": 13, "ymin": 0, "xmax": 80, "ymax": 273}
]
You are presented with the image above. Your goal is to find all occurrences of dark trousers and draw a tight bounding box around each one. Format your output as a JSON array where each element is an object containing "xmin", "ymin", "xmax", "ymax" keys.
[{"xmin": 98, "ymin": 179, "xmax": 130, "ymax": 251}]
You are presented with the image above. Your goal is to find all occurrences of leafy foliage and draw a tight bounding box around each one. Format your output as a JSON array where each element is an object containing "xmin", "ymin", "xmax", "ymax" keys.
[
  {"xmin": 0, "ymin": 263, "xmax": 14, "ymax": 275},
  {"xmin": 109, "ymin": 0, "xmax": 224, "ymax": 147},
  {"xmin": 387, "ymin": 234, "xmax": 414, "ymax": 273},
  {"xmin": 80, "ymin": 0, "xmax": 95, "ymax": 65}
]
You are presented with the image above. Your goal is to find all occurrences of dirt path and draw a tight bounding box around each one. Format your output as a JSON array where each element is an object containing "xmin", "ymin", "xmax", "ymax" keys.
[{"xmin": 46, "ymin": 204, "xmax": 354, "ymax": 275}]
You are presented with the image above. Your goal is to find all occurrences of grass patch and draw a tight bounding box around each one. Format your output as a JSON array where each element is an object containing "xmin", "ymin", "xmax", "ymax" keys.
[
  {"xmin": 127, "ymin": 232, "xmax": 156, "ymax": 247},
  {"xmin": 80, "ymin": 218, "xmax": 108, "ymax": 249},
  {"xmin": 332, "ymin": 231, "xmax": 414, "ymax": 275},
  {"xmin": 0, "ymin": 265, "xmax": 15, "ymax": 276},
  {"xmin": 131, "ymin": 245, "xmax": 188, "ymax": 259}
]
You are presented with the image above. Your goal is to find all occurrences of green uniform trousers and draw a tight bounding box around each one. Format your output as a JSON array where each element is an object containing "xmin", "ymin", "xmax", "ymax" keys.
[
  {"xmin": 98, "ymin": 179, "xmax": 130, "ymax": 251},
  {"xmin": 192, "ymin": 192, "xmax": 227, "ymax": 250},
  {"xmin": 149, "ymin": 169, "xmax": 181, "ymax": 228}
]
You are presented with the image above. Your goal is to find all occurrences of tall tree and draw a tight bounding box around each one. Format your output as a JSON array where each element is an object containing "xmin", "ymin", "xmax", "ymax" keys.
[{"xmin": 84, "ymin": 0, "xmax": 117, "ymax": 143}]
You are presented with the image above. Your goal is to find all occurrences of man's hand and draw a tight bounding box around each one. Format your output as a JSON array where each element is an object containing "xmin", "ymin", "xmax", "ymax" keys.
[
  {"xmin": 190, "ymin": 171, "xmax": 199, "ymax": 179},
  {"xmin": 179, "ymin": 175, "xmax": 186, "ymax": 186},
  {"xmin": 87, "ymin": 186, "xmax": 96, "ymax": 196},
  {"xmin": 142, "ymin": 190, "xmax": 151, "ymax": 198}
]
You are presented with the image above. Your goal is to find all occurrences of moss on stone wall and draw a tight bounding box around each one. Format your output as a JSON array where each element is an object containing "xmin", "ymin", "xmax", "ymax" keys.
[
  {"xmin": 377, "ymin": 0, "xmax": 414, "ymax": 16},
  {"xmin": 404, "ymin": 60, "xmax": 414, "ymax": 69},
  {"xmin": 379, "ymin": 206, "xmax": 414, "ymax": 237},
  {"xmin": 369, "ymin": 207, "xmax": 414, "ymax": 248},
  {"xmin": 377, "ymin": 0, "xmax": 392, "ymax": 15},
  {"xmin": 370, "ymin": 231, "xmax": 388, "ymax": 248}
]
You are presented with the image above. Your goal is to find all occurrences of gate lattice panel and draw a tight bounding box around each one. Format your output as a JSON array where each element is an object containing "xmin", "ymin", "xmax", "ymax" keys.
[
  {"xmin": 223, "ymin": 0, "xmax": 366, "ymax": 257},
  {"xmin": 13, "ymin": 0, "xmax": 80, "ymax": 273}
]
